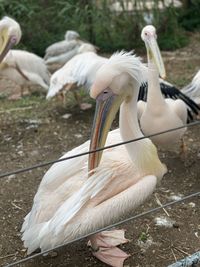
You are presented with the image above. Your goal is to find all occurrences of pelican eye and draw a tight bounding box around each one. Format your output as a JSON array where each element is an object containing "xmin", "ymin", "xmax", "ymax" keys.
[
  {"xmin": 96, "ymin": 88, "xmax": 114, "ymax": 101},
  {"xmin": 10, "ymin": 36, "xmax": 17, "ymax": 44}
]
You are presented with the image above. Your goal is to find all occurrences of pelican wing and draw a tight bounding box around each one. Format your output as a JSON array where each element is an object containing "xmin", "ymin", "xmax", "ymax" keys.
[
  {"xmin": 44, "ymin": 40, "xmax": 79, "ymax": 60},
  {"xmin": 182, "ymin": 70, "xmax": 200, "ymax": 104},
  {"xmin": 46, "ymin": 52, "xmax": 108, "ymax": 99}
]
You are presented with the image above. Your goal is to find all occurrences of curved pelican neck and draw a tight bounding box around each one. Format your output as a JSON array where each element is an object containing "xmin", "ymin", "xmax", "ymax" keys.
[{"xmin": 119, "ymin": 88, "xmax": 146, "ymax": 163}]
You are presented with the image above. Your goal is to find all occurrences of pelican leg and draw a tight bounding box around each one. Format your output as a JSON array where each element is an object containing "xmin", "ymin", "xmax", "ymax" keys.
[
  {"xmin": 8, "ymin": 85, "xmax": 23, "ymax": 100},
  {"xmin": 179, "ymin": 137, "xmax": 187, "ymax": 159},
  {"xmin": 20, "ymin": 85, "xmax": 30, "ymax": 97},
  {"xmin": 73, "ymin": 91, "xmax": 92, "ymax": 110},
  {"xmin": 88, "ymin": 229, "xmax": 130, "ymax": 267}
]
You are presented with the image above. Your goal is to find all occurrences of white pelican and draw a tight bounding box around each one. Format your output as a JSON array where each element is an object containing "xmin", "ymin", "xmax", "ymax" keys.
[
  {"xmin": 45, "ymin": 42, "xmax": 97, "ymax": 69},
  {"xmin": 21, "ymin": 51, "xmax": 167, "ymax": 267},
  {"xmin": 137, "ymin": 25, "xmax": 188, "ymax": 151},
  {"xmin": 0, "ymin": 17, "xmax": 50, "ymax": 99},
  {"xmin": 44, "ymin": 28, "xmax": 97, "ymax": 71},
  {"xmin": 0, "ymin": 50, "xmax": 51, "ymax": 98},
  {"xmin": 0, "ymin": 16, "xmax": 21, "ymax": 62},
  {"xmin": 44, "ymin": 30, "xmax": 80, "ymax": 60}
]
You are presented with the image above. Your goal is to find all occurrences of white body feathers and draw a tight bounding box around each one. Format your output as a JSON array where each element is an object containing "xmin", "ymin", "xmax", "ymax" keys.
[
  {"xmin": 0, "ymin": 49, "xmax": 50, "ymax": 91},
  {"xmin": 22, "ymin": 52, "xmax": 166, "ymax": 254},
  {"xmin": 47, "ymin": 52, "xmax": 107, "ymax": 99}
]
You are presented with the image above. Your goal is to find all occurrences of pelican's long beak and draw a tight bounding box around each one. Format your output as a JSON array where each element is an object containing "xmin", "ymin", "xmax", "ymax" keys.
[
  {"xmin": 146, "ymin": 36, "xmax": 166, "ymax": 79},
  {"xmin": 88, "ymin": 88, "xmax": 125, "ymax": 173},
  {"xmin": 0, "ymin": 35, "xmax": 17, "ymax": 63}
]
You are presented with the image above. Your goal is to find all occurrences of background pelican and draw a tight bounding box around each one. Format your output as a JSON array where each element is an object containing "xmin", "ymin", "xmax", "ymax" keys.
[
  {"xmin": 21, "ymin": 51, "xmax": 167, "ymax": 267},
  {"xmin": 44, "ymin": 30, "xmax": 80, "ymax": 60},
  {"xmin": 137, "ymin": 25, "xmax": 188, "ymax": 152},
  {"xmin": 0, "ymin": 50, "xmax": 51, "ymax": 98},
  {"xmin": 0, "ymin": 16, "xmax": 50, "ymax": 99},
  {"xmin": 0, "ymin": 16, "xmax": 21, "ymax": 62},
  {"xmin": 44, "ymin": 29, "xmax": 97, "ymax": 72}
]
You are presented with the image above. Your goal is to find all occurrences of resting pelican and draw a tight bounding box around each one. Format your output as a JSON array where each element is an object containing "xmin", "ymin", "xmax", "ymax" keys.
[
  {"xmin": 45, "ymin": 42, "xmax": 97, "ymax": 70},
  {"xmin": 44, "ymin": 30, "xmax": 80, "ymax": 60},
  {"xmin": 0, "ymin": 16, "xmax": 21, "ymax": 62},
  {"xmin": 21, "ymin": 51, "xmax": 167, "ymax": 267},
  {"xmin": 0, "ymin": 17, "xmax": 50, "ymax": 99},
  {"xmin": 1, "ymin": 50, "xmax": 51, "ymax": 98},
  {"xmin": 44, "ymin": 28, "xmax": 96, "ymax": 71},
  {"xmin": 137, "ymin": 25, "xmax": 188, "ymax": 151}
]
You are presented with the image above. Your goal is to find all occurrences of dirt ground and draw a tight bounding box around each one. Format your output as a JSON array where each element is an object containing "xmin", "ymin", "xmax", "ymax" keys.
[{"xmin": 0, "ymin": 32, "xmax": 200, "ymax": 267}]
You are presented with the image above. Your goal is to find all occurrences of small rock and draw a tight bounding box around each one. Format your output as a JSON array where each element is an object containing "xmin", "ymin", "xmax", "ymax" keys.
[
  {"xmin": 17, "ymin": 151, "xmax": 24, "ymax": 156},
  {"xmin": 75, "ymin": 134, "xmax": 83, "ymax": 138},
  {"xmin": 154, "ymin": 216, "xmax": 176, "ymax": 228},
  {"xmin": 62, "ymin": 113, "xmax": 72, "ymax": 119},
  {"xmin": 43, "ymin": 251, "xmax": 58, "ymax": 258},
  {"xmin": 168, "ymin": 194, "xmax": 183, "ymax": 201},
  {"xmin": 188, "ymin": 202, "xmax": 196, "ymax": 208},
  {"xmin": 7, "ymin": 174, "xmax": 16, "ymax": 181}
]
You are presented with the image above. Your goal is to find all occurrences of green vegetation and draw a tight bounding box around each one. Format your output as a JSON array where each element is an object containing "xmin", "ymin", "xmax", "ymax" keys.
[
  {"xmin": 139, "ymin": 231, "xmax": 149, "ymax": 242},
  {"xmin": 0, "ymin": 0, "xmax": 197, "ymax": 55}
]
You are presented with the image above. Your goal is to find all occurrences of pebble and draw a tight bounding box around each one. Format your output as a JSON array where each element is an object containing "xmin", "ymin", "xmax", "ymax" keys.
[{"xmin": 62, "ymin": 113, "xmax": 72, "ymax": 119}]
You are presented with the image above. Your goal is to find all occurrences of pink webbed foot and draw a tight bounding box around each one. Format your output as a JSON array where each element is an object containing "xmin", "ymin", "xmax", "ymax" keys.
[
  {"xmin": 93, "ymin": 246, "xmax": 129, "ymax": 267},
  {"xmin": 88, "ymin": 229, "xmax": 130, "ymax": 267}
]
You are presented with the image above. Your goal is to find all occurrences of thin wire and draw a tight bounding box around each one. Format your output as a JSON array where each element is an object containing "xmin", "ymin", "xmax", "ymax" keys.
[
  {"xmin": 1, "ymin": 120, "xmax": 200, "ymax": 180},
  {"xmin": 5, "ymin": 190, "xmax": 200, "ymax": 267}
]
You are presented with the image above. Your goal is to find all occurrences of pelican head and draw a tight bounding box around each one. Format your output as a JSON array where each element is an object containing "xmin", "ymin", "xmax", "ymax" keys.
[
  {"xmin": 64, "ymin": 30, "xmax": 80, "ymax": 41},
  {"xmin": 88, "ymin": 52, "xmax": 142, "ymax": 172},
  {"xmin": 141, "ymin": 25, "xmax": 166, "ymax": 79},
  {"xmin": 0, "ymin": 16, "xmax": 21, "ymax": 62}
]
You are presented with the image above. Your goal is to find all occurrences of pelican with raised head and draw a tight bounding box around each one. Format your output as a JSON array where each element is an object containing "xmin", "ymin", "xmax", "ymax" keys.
[
  {"xmin": 137, "ymin": 25, "xmax": 188, "ymax": 152},
  {"xmin": 21, "ymin": 51, "xmax": 166, "ymax": 267}
]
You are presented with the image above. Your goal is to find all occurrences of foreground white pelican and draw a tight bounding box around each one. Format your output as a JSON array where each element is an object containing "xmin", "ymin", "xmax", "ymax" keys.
[
  {"xmin": 21, "ymin": 51, "xmax": 167, "ymax": 267},
  {"xmin": 137, "ymin": 25, "xmax": 188, "ymax": 151},
  {"xmin": 0, "ymin": 16, "xmax": 21, "ymax": 62}
]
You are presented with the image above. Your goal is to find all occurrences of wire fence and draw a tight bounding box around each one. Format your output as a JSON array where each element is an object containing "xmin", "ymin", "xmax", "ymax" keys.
[
  {"xmin": 1, "ymin": 119, "xmax": 200, "ymax": 267},
  {"xmin": 0, "ymin": 120, "xmax": 200, "ymax": 180}
]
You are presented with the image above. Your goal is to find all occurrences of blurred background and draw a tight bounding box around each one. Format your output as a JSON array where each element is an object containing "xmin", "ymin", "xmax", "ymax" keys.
[{"xmin": 0, "ymin": 0, "xmax": 199, "ymax": 56}]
